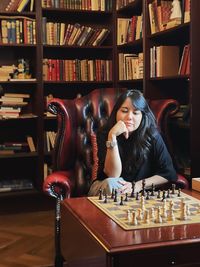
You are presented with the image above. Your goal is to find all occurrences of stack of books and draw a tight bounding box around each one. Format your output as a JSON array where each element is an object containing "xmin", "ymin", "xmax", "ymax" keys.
[{"xmin": 0, "ymin": 92, "xmax": 30, "ymax": 119}]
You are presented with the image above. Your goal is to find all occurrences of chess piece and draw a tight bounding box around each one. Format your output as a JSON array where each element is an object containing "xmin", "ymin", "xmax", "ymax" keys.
[
  {"xmin": 151, "ymin": 183, "xmax": 155, "ymax": 196},
  {"xmin": 127, "ymin": 209, "xmax": 132, "ymax": 222},
  {"xmin": 157, "ymin": 190, "xmax": 161, "ymax": 199},
  {"xmin": 137, "ymin": 208, "xmax": 143, "ymax": 221},
  {"xmin": 111, "ymin": 188, "xmax": 115, "ymax": 199},
  {"xmin": 114, "ymin": 189, "xmax": 118, "ymax": 202},
  {"xmin": 143, "ymin": 210, "xmax": 150, "ymax": 224},
  {"xmin": 162, "ymin": 199, "xmax": 167, "ymax": 219},
  {"xmin": 155, "ymin": 207, "xmax": 162, "ymax": 223},
  {"xmin": 150, "ymin": 207, "xmax": 155, "ymax": 219},
  {"xmin": 99, "ymin": 189, "xmax": 103, "ymax": 200},
  {"xmin": 168, "ymin": 201, "xmax": 175, "ymax": 221},
  {"xmin": 180, "ymin": 201, "xmax": 187, "ymax": 220},
  {"xmin": 104, "ymin": 193, "xmax": 108, "ymax": 203},
  {"xmin": 171, "ymin": 184, "xmax": 176, "ymax": 194},
  {"xmin": 120, "ymin": 196, "xmax": 124, "ymax": 205},
  {"xmin": 125, "ymin": 193, "xmax": 128, "ymax": 202},
  {"xmin": 132, "ymin": 211, "xmax": 138, "ymax": 226},
  {"xmin": 142, "ymin": 179, "xmax": 146, "ymax": 196},
  {"xmin": 130, "ymin": 181, "xmax": 136, "ymax": 198}
]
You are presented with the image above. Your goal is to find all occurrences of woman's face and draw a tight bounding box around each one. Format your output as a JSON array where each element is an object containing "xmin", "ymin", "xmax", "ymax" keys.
[{"xmin": 116, "ymin": 97, "xmax": 143, "ymax": 133}]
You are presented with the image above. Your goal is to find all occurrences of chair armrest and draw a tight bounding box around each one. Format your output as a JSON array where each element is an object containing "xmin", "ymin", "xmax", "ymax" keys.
[
  {"xmin": 43, "ymin": 171, "xmax": 75, "ymax": 199},
  {"xmin": 176, "ymin": 173, "xmax": 189, "ymax": 189}
]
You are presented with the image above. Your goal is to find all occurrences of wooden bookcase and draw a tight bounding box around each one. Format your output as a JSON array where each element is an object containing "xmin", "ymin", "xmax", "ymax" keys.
[
  {"xmin": 0, "ymin": 0, "xmax": 199, "ymax": 196},
  {"xmin": 115, "ymin": 0, "xmax": 199, "ymax": 183},
  {"xmin": 0, "ymin": 0, "xmax": 115, "ymax": 196}
]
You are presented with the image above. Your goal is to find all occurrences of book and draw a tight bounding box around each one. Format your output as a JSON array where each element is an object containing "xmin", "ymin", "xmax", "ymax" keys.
[
  {"xmin": 178, "ymin": 44, "xmax": 190, "ymax": 75},
  {"xmin": 184, "ymin": 0, "xmax": 190, "ymax": 23},
  {"xmin": 156, "ymin": 45, "xmax": 179, "ymax": 77},
  {"xmin": 26, "ymin": 136, "xmax": 36, "ymax": 152},
  {"xmin": 17, "ymin": 0, "xmax": 30, "ymax": 12},
  {"xmin": 3, "ymin": 93, "xmax": 30, "ymax": 98}
]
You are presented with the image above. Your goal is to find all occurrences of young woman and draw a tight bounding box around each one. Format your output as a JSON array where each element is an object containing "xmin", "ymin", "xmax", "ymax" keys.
[{"xmin": 88, "ymin": 89, "xmax": 177, "ymax": 196}]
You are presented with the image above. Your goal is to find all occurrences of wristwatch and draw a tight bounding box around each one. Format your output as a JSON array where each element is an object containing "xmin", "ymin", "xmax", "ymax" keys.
[{"xmin": 106, "ymin": 139, "xmax": 117, "ymax": 148}]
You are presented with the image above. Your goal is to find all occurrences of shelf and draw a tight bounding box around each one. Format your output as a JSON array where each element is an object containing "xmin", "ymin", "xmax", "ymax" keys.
[{"xmin": 0, "ymin": 152, "xmax": 38, "ymax": 159}]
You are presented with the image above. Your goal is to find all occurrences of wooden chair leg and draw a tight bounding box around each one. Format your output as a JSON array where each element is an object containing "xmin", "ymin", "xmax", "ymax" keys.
[{"xmin": 55, "ymin": 196, "xmax": 64, "ymax": 267}]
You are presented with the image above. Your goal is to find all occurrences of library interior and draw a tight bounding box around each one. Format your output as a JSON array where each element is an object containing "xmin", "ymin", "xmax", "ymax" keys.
[{"xmin": 1, "ymin": 0, "xmax": 200, "ymax": 267}]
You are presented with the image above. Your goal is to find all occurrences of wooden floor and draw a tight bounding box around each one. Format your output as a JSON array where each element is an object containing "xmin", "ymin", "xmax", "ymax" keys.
[{"xmin": 0, "ymin": 193, "xmax": 56, "ymax": 267}]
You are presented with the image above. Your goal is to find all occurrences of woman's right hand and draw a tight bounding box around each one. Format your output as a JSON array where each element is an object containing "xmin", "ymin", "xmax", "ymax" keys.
[{"xmin": 109, "ymin": 120, "xmax": 129, "ymax": 139}]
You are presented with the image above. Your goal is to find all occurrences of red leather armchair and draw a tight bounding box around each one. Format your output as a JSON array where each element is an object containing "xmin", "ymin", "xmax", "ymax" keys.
[
  {"xmin": 43, "ymin": 88, "xmax": 188, "ymax": 199},
  {"xmin": 43, "ymin": 88, "xmax": 189, "ymax": 266}
]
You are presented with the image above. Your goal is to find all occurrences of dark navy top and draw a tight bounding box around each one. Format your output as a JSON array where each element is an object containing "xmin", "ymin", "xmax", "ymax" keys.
[{"xmin": 96, "ymin": 130, "xmax": 177, "ymax": 183}]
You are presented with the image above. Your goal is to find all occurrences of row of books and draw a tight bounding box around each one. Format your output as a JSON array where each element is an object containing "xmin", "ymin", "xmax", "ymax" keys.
[
  {"xmin": 0, "ymin": 178, "xmax": 33, "ymax": 192},
  {"xmin": 0, "ymin": 136, "xmax": 36, "ymax": 155},
  {"xmin": 42, "ymin": 58, "xmax": 112, "ymax": 82},
  {"xmin": 0, "ymin": 0, "xmax": 34, "ymax": 12},
  {"xmin": 42, "ymin": 0, "xmax": 112, "ymax": 11},
  {"xmin": 150, "ymin": 45, "xmax": 190, "ymax": 78},
  {"xmin": 117, "ymin": 15, "xmax": 143, "ymax": 45},
  {"xmin": 116, "ymin": 0, "xmax": 135, "ymax": 10},
  {"xmin": 42, "ymin": 19, "xmax": 110, "ymax": 46},
  {"xmin": 149, "ymin": 0, "xmax": 190, "ymax": 35},
  {"xmin": 118, "ymin": 52, "xmax": 143, "ymax": 81},
  {"xmin": 0, "ymin": 16, "xmax": 36, "ymax": 45}
]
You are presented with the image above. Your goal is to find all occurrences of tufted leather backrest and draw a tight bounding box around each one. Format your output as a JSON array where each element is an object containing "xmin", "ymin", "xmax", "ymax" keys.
[{"xmin": 48, "ymin": 88, "xmax": 179, "ymax": 196}]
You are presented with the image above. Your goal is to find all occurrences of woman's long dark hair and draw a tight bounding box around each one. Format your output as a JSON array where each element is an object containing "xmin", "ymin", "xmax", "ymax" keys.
[{"xmin": 104, "ymin": 89, "xmax": 158, "ymax": 169}]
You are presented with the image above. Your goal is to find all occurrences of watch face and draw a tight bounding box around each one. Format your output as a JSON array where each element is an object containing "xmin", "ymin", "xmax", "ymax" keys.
[{"xmin": 106, "ymin": 140, "xmax": 117, "ymax": 148}]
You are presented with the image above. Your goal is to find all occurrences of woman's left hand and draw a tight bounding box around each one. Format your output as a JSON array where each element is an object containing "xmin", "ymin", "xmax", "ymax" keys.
[{"xmin": 117, "ymin": 180, "xmax": 132, "ymax": 194}]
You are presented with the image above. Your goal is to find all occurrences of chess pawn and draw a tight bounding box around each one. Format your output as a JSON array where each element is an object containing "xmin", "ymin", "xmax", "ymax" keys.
[
  {"xmin": 137, "ymin": 208, "xmax": 143, "ymax": 221},
  {"xmin": 168, "ymin": 200, "xmax": 175, "ymax": 221},
  {"xmin": 186, "ymin": 204, "xmax": 190, "ymax": 216},
  {"xmin": 127, "ymin": 209, "xmax": 132, "ymax": 222},
  {"xmin": 143, "ymin": 210, "xmax": 150, "ymax": 224},
  {"xmin": 180, "ymin": 202, "xmax": 187, "ymax": 220},
  {"xmin": 132, "ymin": 211, "xmax": 138, "ymax": 226},
  {"xmin": 155, "ymin": 207, "xmax": 162, "ymax": 223},
  {"xmin": 170, "ymin": 0, "xmax": 182, "ymax": 21},
  {"xmin": 150, "ymin": 207, "xmax": 155, "ymax": 219}
]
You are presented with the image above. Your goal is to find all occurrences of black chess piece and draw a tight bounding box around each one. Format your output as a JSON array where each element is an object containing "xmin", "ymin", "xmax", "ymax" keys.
[
  {"xmin": 142, "ymin": 179, "xmax": 146, "ymax": 196},
  {"xmin": 151, "ymin": 183, "xmax": 155, "ymax": 196},
  {"xmin": 120, "ymin": 196, "xmax": 124, "ymax": 205},
  {"xmin": 99, "ymin": 189, "xmax": 103, "ymax": 200},
  {"xmin": 130, "ymin": 181, "xmax": 135, "ymax": 198},
  {"xmin": 146, "ymin": 191, "xmax": 150, "ymax": 200},
  {"xmin": 114, "ymin": 189, "xmax": 118, "ymax": 202},
  {"xmin": 111, "ymin": 188, "xmax": 115, "ymax": 199},
  {"xmin": 104, "ymin": 193, "xmax": 108, "ymax": 203},
  {"xmin": 125, "ymin": 193, "xmax": 128, "ymax": 202},
  {"xmin": 157, "ymin": 190, "xmax": 161, "ymax": 199}
]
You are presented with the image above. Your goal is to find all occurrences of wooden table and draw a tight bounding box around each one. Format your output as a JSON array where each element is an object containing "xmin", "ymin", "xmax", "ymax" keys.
[{"xmin": 61, "ymin": 190, "xmax": 200, "ymax": 267}]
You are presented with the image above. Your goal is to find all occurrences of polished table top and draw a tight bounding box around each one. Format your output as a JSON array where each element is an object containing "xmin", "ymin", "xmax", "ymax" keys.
[{"xmin": 61, "ymin": 189, "xmax": 200, "ymax": 254}]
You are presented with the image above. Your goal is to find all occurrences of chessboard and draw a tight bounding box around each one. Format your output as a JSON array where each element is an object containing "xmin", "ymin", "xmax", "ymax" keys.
[{"xmin": 88, "ymin": 188, "xmax": 200, "ymax": 230}]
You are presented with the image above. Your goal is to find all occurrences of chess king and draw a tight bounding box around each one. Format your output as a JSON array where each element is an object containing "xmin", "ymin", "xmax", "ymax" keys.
[{"xmin": 88, "ymin": 90, "xmax": 177, "ymax": 196}]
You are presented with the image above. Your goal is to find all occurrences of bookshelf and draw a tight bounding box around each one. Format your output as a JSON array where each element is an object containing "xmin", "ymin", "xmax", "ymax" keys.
[
  {"xmin": 0, "ymin": 0, "xmax": 115, "ymax": 195},
  {"xmin": 0, "ymin": 0, "xmax": 199, "ymax": 195},
  {"xmin": 115, "ymin": 0, "xmax": 198, "ymax": 182}
]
